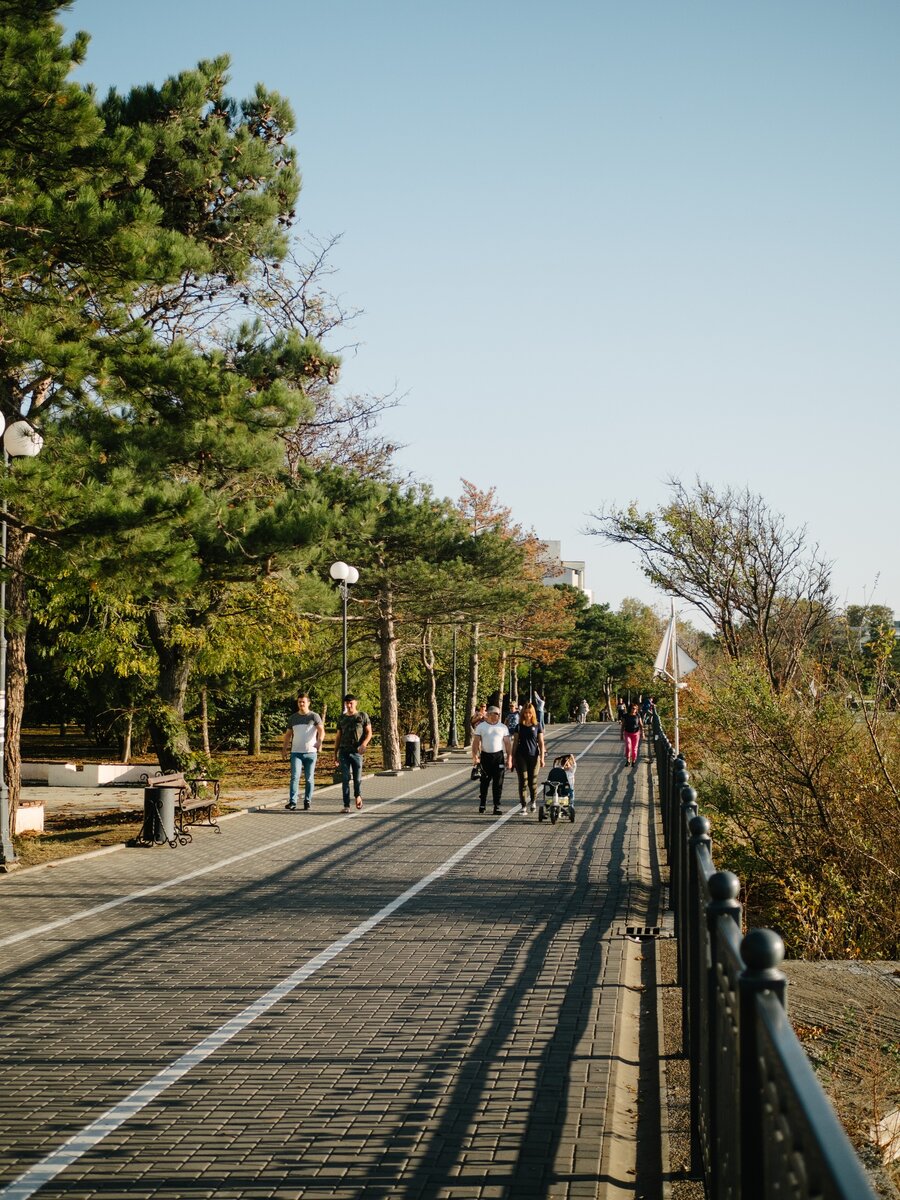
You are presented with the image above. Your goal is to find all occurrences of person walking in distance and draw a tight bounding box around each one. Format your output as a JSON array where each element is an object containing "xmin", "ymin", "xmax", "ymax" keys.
[
  {"xmin": 622, "ymin": 702, "xmax": 642, "ymax": 766},
  {"xmin": 532, "ymin": 690, "xmax": 546, "ymax": 730},
  {"xmin": 577, "ymin": 697, "xmax": 589, "ymax": 724},
  {"xmin": 333, "ymin": 694, "xmax": 372, "ymax": 812},
  {"xmin": 469, "ymin": 702, "xmax": 487, "ymax": 734},
  {"xmin": 282, "ymin": 693, "xmax": 324, "ymax": 811},
  {"xmin": 512, "ymin": 701, "xmax": 546, "ymax": 813},
  {"xmin": 471, "ymin": 705, "xmax": 513, "ymax": 814}
]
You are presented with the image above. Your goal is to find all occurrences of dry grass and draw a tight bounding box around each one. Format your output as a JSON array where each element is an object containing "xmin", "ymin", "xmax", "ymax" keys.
[{"xmin": 14, "ymin": 812, "xmax": 142, "ymax": 868}]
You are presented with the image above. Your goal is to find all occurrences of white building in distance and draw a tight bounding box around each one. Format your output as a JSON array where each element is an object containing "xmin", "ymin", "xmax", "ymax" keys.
[{"xmin": 541, "ymin": 540, "xmax": 593, "ymax": 605}]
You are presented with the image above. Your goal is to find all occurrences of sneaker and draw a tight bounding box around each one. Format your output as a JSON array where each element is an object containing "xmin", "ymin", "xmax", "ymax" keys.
[
  {"xmin": 478, "ymin": 804, "xmax": 486, "ymax": 813},
  {"xmin": 493, "ymin": 806, "xmax": 503, "ymax": 815},
  {"xmin": 342, "ymin": 806, "xmax": 351, "ymax": 814},
  {"xmin": 303, "ymin": 802, "xmax": 311, "ymax": 811},
  {"xmin": 519, "ymin": 802, "xmax": 526, "ymax": 813},
  {"xmin": 529, "ymin": 801, "xmax": 536, "ymax": 813},
  {"xmin": 284, "ymin": 802, "xmax": 297, "ymax": 811}
]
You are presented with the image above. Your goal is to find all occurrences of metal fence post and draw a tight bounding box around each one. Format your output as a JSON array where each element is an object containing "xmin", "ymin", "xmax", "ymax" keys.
[
  {"xmin": 686, "ymin": 813, "xmax": 712, "ymax": 1177},
  {"xmin": 675, "ymin": 781, "xmax": 697, "ymax": 993},
  {"xmin": 739, "ymin": 928, "xmax": 787, "ymax": 1200},
  {"xmin": 672, "ymin": 754, "xmax": 686, "ymax": 855},
  {"xmin": 656, "ymin": 724, "xmax": 669, "ymax": 844},
  {"xmin": 705, "ymin": 870, "xmax": 742, "ymax": 1200}
]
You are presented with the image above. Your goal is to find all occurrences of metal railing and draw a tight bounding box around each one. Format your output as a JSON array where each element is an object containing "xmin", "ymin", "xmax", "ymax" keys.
[{"xmin": 652, "ymin": 713, "xmax": 878, "ymax": 1200}]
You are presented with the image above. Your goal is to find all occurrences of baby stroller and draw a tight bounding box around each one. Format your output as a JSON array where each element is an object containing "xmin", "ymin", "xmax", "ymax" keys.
[{"xmin": 539, "ymin": 756, "xmax": 576, "ymax": 824}]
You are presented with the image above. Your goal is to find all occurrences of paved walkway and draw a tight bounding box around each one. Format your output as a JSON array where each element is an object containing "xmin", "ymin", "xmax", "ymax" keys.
[{"xmin": 0, "ymin": 725, "xmax": 664, "ymax": 1200}]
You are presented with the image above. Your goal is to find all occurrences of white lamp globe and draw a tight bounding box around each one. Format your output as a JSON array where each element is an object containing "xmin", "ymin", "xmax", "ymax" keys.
[
  {"xmin": 4, "ymin": 421, "xmax": 43, "ymax": 458},
  {"xmin": 0, "ymin": 413, "xmax": 5, "ymax": 439},
  {"xmin": 329, "ymin": 561, "xmax": 350, "ymax": 582},
  {"xmin": 345, "ymin": 566, "xmax": 359, "ymax": 585}
]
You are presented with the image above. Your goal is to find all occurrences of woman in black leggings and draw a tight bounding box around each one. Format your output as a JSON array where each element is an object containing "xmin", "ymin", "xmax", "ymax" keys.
[{"xmin": 512, "ymin": 702, "xmax": 546, "ymax": 814}]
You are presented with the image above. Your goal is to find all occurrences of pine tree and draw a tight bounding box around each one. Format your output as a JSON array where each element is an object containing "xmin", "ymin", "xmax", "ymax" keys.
[{"xmin": 0, "ymin": 2, "xmax": 325, "ymax": 840}]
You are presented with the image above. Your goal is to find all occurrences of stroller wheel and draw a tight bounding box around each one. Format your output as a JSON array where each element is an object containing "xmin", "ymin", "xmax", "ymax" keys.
[
  {"xmin": 568, "ymin": 809, "xmax": 575, "ymax": 823},
  {"xmin": 550, "ymin": 806, "xmax": 559, "ymax": 825},
  {"xmin": 538, "ymin": 806, "xmax": 546, "ymax": 822}
]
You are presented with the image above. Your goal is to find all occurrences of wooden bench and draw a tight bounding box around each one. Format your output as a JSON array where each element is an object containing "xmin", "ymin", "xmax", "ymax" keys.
[{"xmin": 142, "ymin": 771, "xmax": 222, "ymax": 840}]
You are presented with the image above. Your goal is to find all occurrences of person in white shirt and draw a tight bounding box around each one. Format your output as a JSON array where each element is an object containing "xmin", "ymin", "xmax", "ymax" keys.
[
  {"xmin": 471, "ymin": 706, "xmax": 513, "ymax": 814},
  {"xmin": 281, "ymin": 693, "xmax": 324, "ymax": 811}
]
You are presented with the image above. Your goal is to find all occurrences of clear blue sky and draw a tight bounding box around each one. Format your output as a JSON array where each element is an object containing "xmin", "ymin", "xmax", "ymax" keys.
[{"xmin": 63, "ymin": 0, "xmax": 900, "ymax": 619}]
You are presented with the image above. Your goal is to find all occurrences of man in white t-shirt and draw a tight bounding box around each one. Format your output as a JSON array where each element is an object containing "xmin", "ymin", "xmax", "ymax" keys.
[
  {"xmin": 471, "ymin": 706, "xmax": 513, "ymax": 815},
  {"xmin": 282, "ymin": 693, "xmax": 324, "ymax": 811}
]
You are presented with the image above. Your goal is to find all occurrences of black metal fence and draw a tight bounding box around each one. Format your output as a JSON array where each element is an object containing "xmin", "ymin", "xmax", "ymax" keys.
[{"xmin": 652, "ymin": 714, "xmax": 878, "ymax": 1200}]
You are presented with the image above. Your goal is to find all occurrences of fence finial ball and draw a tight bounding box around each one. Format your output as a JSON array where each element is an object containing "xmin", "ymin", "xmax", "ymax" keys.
[
  {"xmin": 674, "ymin": 754, "xmax": 686, "ymax": 769},
  {"xmin": 741, "ymin": 928, "xmax": 785, "ymax": 971},
  {"xmin": 680, "ymin": 785, "xmax": 697, "ymax": 807},
  {"xmin": 688, "ymin": 814, "xmax": 710, "ymax": 838},
  {"xmin": 674, "ymin": 767, "xmax": 689, "ymax": 787},
  {"xmin": 709, "ymin": 870, "xmax": 740, "ymax": 902}
]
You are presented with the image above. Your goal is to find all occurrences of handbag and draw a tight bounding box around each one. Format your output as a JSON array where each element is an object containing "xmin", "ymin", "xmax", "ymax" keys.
[{"xmin": 470, "ymin": 764, "xmax": 481, "ymax": 781}]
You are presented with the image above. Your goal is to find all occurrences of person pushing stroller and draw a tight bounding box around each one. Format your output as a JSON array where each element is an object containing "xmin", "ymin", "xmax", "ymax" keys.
[{"xmin": 540, "ymin": 753, "xmax": 577, "ymax": 823}]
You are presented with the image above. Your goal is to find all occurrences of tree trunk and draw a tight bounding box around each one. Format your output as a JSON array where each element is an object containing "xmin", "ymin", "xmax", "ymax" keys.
[
  {"xmin": 422, "ymin": 621, "xmax": 440, "ymax": 756},
  {"xmin": 377, "ymin": 581, "xmax": 402, "ymax": 770},
  {"xmin": 121, "ymin": 711, "xmax": 133, "ymax": 762},
  {"xmin": 464, "ymin": 622, "xmax": 479, "ymax": 748},
  {"xmin": 497, "ymin": 648, "xmax": 507, "ymax": 713},
  {"xmin": 511, "ymin": 653, "xmax": 518, "ymax": 705},
  {"xmin": 4, "ymin": 524, "xmax": 32, "ymax": 831},
  {"xmin": 248, "ymin": 688, "xmax": 262, "ymax": 756},
  {"xmin": 200, "ymin": 688, "xmax": 210, "ymax": 755},
  {"xmin": 145, "ymin": 605, "xmax": 195, "ymax": 772}
]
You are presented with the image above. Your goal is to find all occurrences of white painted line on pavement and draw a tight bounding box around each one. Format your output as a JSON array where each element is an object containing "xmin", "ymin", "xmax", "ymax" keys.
[
  {"xmin": 574, "ymin": 727, "xmax": 610, "ymax": 759},
  {"xmin": 0, "ymin": 768, "xmax": 472, "ymax": 950},
  {"xmin": 0, "ymin": 806, "xmax": 516, "ymax": 1200},
  {"xmin": 1, "ymin": 726, "xmax": 606, "ymax": 951}
]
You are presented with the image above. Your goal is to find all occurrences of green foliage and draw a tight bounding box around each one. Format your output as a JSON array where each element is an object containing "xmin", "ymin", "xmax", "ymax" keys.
[
  {"xmin": 539, "ymin": 596, "xmax": 659, "ymax": 717},
  {"xmin": 681, "ymin": 659, "xmax": 900, "ymax": 958}
]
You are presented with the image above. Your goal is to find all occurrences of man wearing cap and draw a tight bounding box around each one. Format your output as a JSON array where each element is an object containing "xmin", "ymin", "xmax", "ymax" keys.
[{"xmin": 471, "ymin": 705, "xmax": 513, "ymax": 815}]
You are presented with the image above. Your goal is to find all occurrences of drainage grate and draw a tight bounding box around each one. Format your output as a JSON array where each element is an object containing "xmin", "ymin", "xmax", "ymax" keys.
[{"xmin": 620, "ymin": 926, "xmax": 674, "ymax": 942}]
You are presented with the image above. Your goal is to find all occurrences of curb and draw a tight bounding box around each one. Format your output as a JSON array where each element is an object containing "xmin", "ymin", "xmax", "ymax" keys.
[
  {"xmin": 658, "ymin": 938, "xmax": 673, "ymax": 1200},
  {"xmin": 598, "ymin": 937, "xmax": 643, "ymax": 1197}
]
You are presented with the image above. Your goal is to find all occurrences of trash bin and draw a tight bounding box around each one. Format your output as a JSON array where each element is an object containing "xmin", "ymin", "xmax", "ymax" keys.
[
  {"xmin": 404, "ymin": 735, "xmax": 421, "ymax": 768},
  {"xmin": 141, "ymin": 785, "xmax": 178, "ymax": 845}
]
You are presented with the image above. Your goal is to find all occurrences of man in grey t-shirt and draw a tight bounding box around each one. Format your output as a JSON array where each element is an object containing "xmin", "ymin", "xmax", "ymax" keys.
[{"xmin": 282, "ymin": 693, "xmax": 324, "ymax": 810}]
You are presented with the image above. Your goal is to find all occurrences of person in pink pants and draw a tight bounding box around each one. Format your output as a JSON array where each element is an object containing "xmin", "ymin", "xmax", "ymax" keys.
[{"xmin": 622, "ymin": 702, "xmax": 642, "ymax": 766}]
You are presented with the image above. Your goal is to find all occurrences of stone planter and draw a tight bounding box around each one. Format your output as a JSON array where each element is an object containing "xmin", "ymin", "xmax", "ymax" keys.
[{"xmin": 14, "ymin": 800, "xmax": 44, "ymax": 835}]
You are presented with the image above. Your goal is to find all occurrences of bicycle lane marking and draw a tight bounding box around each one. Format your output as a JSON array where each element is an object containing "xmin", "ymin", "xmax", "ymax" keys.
[
  {"xmin": 0, "ymin": 767, "xmax": 473, "ymax": 951},
  {"xmin": 0, "ymin": 801, "xmax": 523, "ymax": 1200}
]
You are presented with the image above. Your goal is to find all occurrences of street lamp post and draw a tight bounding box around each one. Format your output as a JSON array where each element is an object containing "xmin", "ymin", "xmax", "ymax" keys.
[
  {"xmin": 0, "ymin": 419, "xmax": 44, "ymax": 871},
  {"xmin": 329, "ymin": 561, "xmax": 359, "ymax": 703}
]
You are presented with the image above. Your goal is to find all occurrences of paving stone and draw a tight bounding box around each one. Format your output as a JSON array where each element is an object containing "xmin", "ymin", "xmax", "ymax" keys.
[{"xmin": 0, "ymin": 726, "xmax": 661, "ymax": 1198}]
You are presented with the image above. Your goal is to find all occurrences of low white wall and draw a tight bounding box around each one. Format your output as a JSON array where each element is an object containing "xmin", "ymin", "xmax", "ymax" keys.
[{"xmin": 22, "ymin": 762, "xmax": 158, "ymax": 786}]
